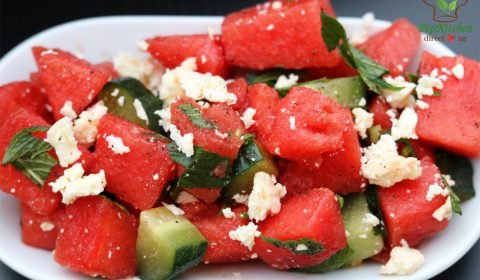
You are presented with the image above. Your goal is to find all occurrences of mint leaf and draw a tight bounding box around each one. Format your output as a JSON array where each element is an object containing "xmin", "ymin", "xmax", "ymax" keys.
[
  {"xmin": 232, "ymin": 134, "xmax": 263, "ymax": 177},
  {"xmin": 296, "ymin": 246, "xmax": 354, "ymax": 273},
  {"xmin": 178, "ymin": 104, "xmax": 216, "ymax": 129},
  {"xmin": 2, "ymin": 126, "xmax": 57, "ymax": 187},
  {"xmin": 442, "ymin": 176, "xmax": 462, "ymax": 215},
  {"xmin": 365, "ymin": 186, "xmax": 387, "ymax": 237},
  {"xmin": 406, "ymin": 72, "xmax": 419, "ymax": 83},
  {"xmin": 167, "ymin": 142, "xmax": 193, "ymax": 167},
  {"xmin": 435, "ymin": 149, "xmax": 475, "ymax": 201},
  {"xmin": 437, "ymin": 0, "xmax": 450, "ymax": 12},
  {"xmin": 397, "ymin": 138, "xmax": 417, "ymax": 158},
  {"xmin": 449, "ymin": 0, "xmax": 458, "ymax": 12},
  {"xmin": 260, "ymin": 236, "xmax": 324, "ymax": 256},
  {"xmin": 321, "ymin": 12, "xmax": 399, "ymax": 94}
]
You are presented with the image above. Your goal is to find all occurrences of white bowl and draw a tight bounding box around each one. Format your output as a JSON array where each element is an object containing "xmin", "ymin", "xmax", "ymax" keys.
[{"xmin": 0, "ymin": 16, "xmax": 478, "ymax": 280}]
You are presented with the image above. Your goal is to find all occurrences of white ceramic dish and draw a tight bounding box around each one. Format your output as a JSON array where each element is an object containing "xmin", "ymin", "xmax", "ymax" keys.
[{"xmin": 0, "ymin": 16, "xmax": 478, "ymax": 280}]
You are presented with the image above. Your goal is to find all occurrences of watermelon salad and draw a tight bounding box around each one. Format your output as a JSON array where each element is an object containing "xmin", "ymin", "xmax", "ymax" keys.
[{"xmin": 0, "ymin": 0, "xmax": 478, "ymax": 279}]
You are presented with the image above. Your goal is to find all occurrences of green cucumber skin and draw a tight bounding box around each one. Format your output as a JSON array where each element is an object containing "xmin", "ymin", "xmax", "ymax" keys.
[
  {"xmin": 298, "ymin": 76, "xmax": 366, "ymax": 108},
  {"xmin": 137, "ymin": 207, "xmax": 207, "ymax": 280},
  {"xmin": 99, "ymin": 77, "xmax": 164, "ymax": 133}
]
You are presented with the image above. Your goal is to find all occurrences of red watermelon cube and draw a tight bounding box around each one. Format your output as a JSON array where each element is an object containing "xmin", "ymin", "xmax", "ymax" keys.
[
  {"xmin": 369, "ymin": 96, "xmax": 393, "ymax": 129},
  {"xmin": 221, "ymin": 0, "xmax": 339, "ymax": 69},
  {"xmin": 32, "ymin": 46, "xmax": 109, "ymax": 120},
  {"xmin": 146, "ymin": 35, "xmax": 229, "ymax": 77},
  {"xmin": 227, "ymin": 78, "xmax": 248, "ymax": 112},
  {"xmin": 54, "ymin": 196, "xmax": 138, "ymax": 279},
  {"xmin": 359, "ymin": 19, "xmax": 421, "ymax": 76},
  {"xmin": 94, "ymin": 114, "xmax": 175, "ymax": 210},
  {"xmin": 183, "ymin": 188, "xmax": 221, "ymax": 204},
  {"xmin": 377, "ymin": 158, "xmax": 449, "ymax": 247},
  {"xmin": 182, "ymin": 202, "xmax": 251, "ymax": 264},
  {"xmin": 253, "ymin": 188, "xmax": 347, "ymax": 269},
  {"xmin": 416, "ymin": 52, "xmax": 480, "ymax": 157},
  {"xmin": 21, "ymin": 204, "xmax": 65, "ymax": 250}
]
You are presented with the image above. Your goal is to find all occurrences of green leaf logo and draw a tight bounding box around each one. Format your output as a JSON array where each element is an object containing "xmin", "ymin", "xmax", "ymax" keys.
[
  {"xmin": 436, "ymin": 0, "xmax": 450, "ymax": 12},
  {"xmin": 449, "ymin": 0, "xmax": 458, "ymax": 12}
]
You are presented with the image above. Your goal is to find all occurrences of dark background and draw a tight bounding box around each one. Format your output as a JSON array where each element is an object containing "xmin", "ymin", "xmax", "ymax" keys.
[{"xmin": 0, "ymin": 0, "xmax": 478, "ymax": 279}]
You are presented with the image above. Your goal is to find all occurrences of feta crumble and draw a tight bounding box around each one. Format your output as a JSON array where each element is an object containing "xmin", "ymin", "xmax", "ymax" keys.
[
  {"xmin": 113, "ymin": 52, "xmax": 163, "ymax": 89},
  {"xmin": 222, "ymin": 207, "xmax": 235, "ymax": 219},
  {"xmin": 233, "ymin": 194, "xmax": 249, "ymax": 205},
  {"xmin": 380, "ymin": 76, "xmax": 416, "ymax": 109},
  {"xmin": 362, "ymin": 213, "xmax": 380, "ymax": 226},
  {"xmin": 391, "ymin": 107, "xmax": 418, "ymax": 140},
  {"xmin": 229, "ymin": 222, "xmax": 261, "ymax": 251},
  {"xmin": 105, "ymin": 135, "xmax": 131, "ymax": 155},
  {"xmin": 49, "ymin": 163, "xmax": 106, "ymax": 204},
  {"xmin": 380, "ymin": 246, "xmax": 425, "ymax": 275},
  {"xmin": 289, "ymin": 116, "xmax": 296, "ymax": 130},
  {"xmin": 451, "ymin": 64, "xmax": 464, "ymax": 80},
  {"xmin": 46, "ymin": 117, "xmax": 82, "ymax": 167},
  {"xmin": 432, "ymin": 196, "xmax": 453, "ymax": 221},
  {"xmin": 73, "ymin": 101, "xmax": 108, "ymax": 145},
  {"xmin": 271, "ymin": 1, "xmax": 282, "ymax": 10},
  {"xmin": 416, "ymin": 100, "xmax": 429, "ymax": 110},
  {"xmin": 352, "ymin": 108, "xmax": 374, "ymax": 139},
  {"xmin": 176, "ymin": 191, "xmax": 199, "ymax": 204},
  {"xmin": 136, "ymin": 40, "xmax": 149, "ymax": 52},
  {"xmin": 169, "ymin": 125, "xmax": 195, "ymax": 157},
  {"xmin": 358, "ymin": 98, "xmax": 367, "ymax": 107},
  {"xmin": 426, "ymin": 182, "xmax": 449, "ymax": 201},
  {"xmin": 350, "ymin": 12, "xmax": 375, "ymax": 45},
  {"xmin": 361, "ymin": 134, "xmax": 422, "ymax": 187},
  {"xmin": 154, "ymin": 108, "xmax": 172, "ymax": 132},
  {"xmin": 274, "ymin": 74, "xmax": 299, "ymax": 89},
  {"xmin": 416, "ymin": 76, "xmax": 443, "ymax": 99},
  {"xmin": 162, "ymin": 202, "xmax": 185, "ymax": 216},
  {"xmin": 133, "ymin": 99, "xmax": 149, "ymax": 125},
  {"xmin": 117, "ymin": 96, "xmax": 125, "ymax": 106},
  {"xmin": 296, "ymin": 244, "xmax": 308, "ymax": 251},
  {"xmin": 40, "ymin": 221, "xmax": 55, "ymax": 232},
  {"xmin": 266, "ymin": 24, "xmax": 275, "ymax": 31},
  {"xmin": 60, "ymin": 101, "xmax": 77, "ymax": 120},
  {"xmin": 241, "ymin": 108, "xmax": 256, "ymax": 129},
  {"xmin": 247, "ymin": 172, "xmax": 287, "ymax": 222}
]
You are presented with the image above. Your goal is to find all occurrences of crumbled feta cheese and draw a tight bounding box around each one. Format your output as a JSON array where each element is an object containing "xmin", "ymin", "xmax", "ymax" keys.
[
  {"xmin": 49, "ymin": 163, "xmax": 106, "ymax": 204},
  {"xmin": 176, "ymin": 191, "xmax": 199, "ymax": 204},
  {"xmin": 111, "ymin": 89, "xmax": 120, "ymax": 97},
  {"xmin": 40, "ymin": 221, "xmax": 55, "ymax": 232},
  {"xmin": 289, "ymin": 116, "xmax": 296, "ymax": 130},
  {"xmin": 416, "ymin": 76, "xmax": 443, "ymax": 99},
  {"xmin": 416, "ymin": 100, "xmax": 429, "ymax": 110},
  {"xmin": 207, "ymin": 27, "xmax": 215, "ymax": 40},
  {"xmin": 153, "ymin": 173, "xmax": 159, "ymax": 181},
  {"xmin": 154, "ymin": 108, "xmax": 171, "ymax": 132},
  {"xmin": 379, "ymin": 246, "xmax": 425, "ymax": 275},
  {"xmin": 169, "ymin": 125, "xmax": 194, "ymax": 157},
  {"xmin": 133, "ymin": 99, "xmax": 149, "ymax": 125},
  {"xmin": 358, "ymin": 234, "xmax": 368, "ymax": 239},
  {"xmin": 432, "ymin": 196, "xmax": 453, "ymax": 221},
  {"xmin": 274, "ymin": 74, "xmax": 299, "ymax": 89},
  {"xmin": 159, "ymin": 58, "xmax": 236, "ymax": 107},
  {"xmin": 105, "ymin": 135, "xmax": 131, "ymax": 155},
  {"xmin": 229, "ymin": 222, "xmax": 261, "ymax": 250},
  {"xmin": 222, "ymin": 207, "xmax": 235, "ymax": 219},
  {"xmin": 426, "ymin": 182, "xmax": 449, "ymax": 201},
  {"xmin": 214, "ymin": 130, "xmax": 228, "ymax": 139},
  {"xmin": 113, "ymin": 52, "xmax": 163, "ymax": 89},
  {"xmin": 274, "ymin": 147, "xmax": 281, "ymax": 155},
  {"xmin": 296, "ymin": 244, "xmax": 308, "ymax": 251},
  {"xmin": 248, "ymin": 172, "xmax": 287, "ymax": 222},
  {"xmin": 361, "ymin": 134, "xmax": 422, "ymax": 187},
  {"xmin": 233, "ymin": 194, "xmax": 249, "ymax": 205},
  {"xmin": 443, "ymin": 174, "xmax": 456, "ymax": 186},
  {"xmin": 380, "ymin": 76, "xmax": 416, "ymax": 109},
  {"xmin": 241, "ymin": 108, "xmax": 256, "ymax": 129},
  {"xmin": 391, "ymin": 107, "xmax": 418, "ymax": 140},
  {"xmin": 362, "ymin": 213, "xmax": 380, "ymax": 226},
  {"xmin": 136, "ymin": 40, "xmax": 149, "ymax": 52},
  {"xmin": 46, "ymin": 117, "xmax": 82, "ymax": 167},
  {"xmin": 162, "ymin": 202, "xmax": 185, "ymax": 216},
  {"xmin": 41, "ymin": 49, "xmax": 58, "ymax": 56},
  {"xmin": 266, "ymin": 24, "xmax": 275, "ymax": 31},
  {"xmin": 358, "ymin": 98, "xmax": 367, "ymax": 107},
  {"xmin": 73, "ymin": 101, "xmax": 108, "ymax": 145},
  {"xmin": 271, "ymin": 1, "xmax": 282, "ymax": 9},
  {"xmin": 60, "ymin": 101, "xmax": 77, "ymax": 120},
  {"xmin": 117, "ymin": 96, "xmax": 125, "ymax": 106},
  {"xmin": 350, "ymin": 12, "xmax": 375, "ymax": 45},
  {"xmin": 451, "ymin": 64, "xmax": 464, "ymax": 80},
  {"xmin": 352, "ymin": 108, "xmax": 374, "ymax": 139}
]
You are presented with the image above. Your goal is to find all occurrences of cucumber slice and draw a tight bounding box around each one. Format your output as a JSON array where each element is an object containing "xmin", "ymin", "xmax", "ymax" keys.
[
  {"xmin": 137, "ymin": 207, "xmax": 207, "ymax": 280},
  {"xmin": 297, "ymin": 76, "xmax": 366, "ymax": 108},
  {"xmin": 222, "ymin": 136, "xmax": 278, "ymax": 200},
  {"xmin": 98, "ymin": 77, "xmax": 164, "ymax": 133},
  {"xmin": 342, "ymin": 193, "xmax": 384, "ymax": 265}
]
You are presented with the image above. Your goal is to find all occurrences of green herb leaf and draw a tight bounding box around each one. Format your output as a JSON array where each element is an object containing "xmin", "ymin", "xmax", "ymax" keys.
[
  {"xmin": 167, "ymin": 142, "xmax": 193, "ymax": 167},
  {"xmin": 178, "ymin": 104, "xmax": 217, "ymax": 129},
  {"xmin": 442, "ymin": 176, "xmax": 462, "ymax": 215},
  {"xmin": 176, "ymin": 146, "xmax": 231, "ymax": 188},
  {"xmin": 296, "ymin": 246, "xmax": 354, "ymax": 273},
  {"xmin": 232, "ymin": 134, "xmax": 263, "ymax": 176},
  {"xmin": 448, "ymin": 0, "xmax": 458, "ymax": 12},
  {"xmin": 406, "ymin": 73, "xmax": 419, "ymax": 84},
  {"xmin": 321, "ymin": 12, "xmax": 399, "ymax": 94},
  {"xmin": 397, "ymin": 139, "xmax": 417, "ymax": 158},
  {"xmin": 2, "ymin": 126, "xmax": 57, "ymax": 187},
  {"xmin": 437, "ymin": 0, "xmax": 450, "ymax": 12},
  {"xmin": 260, "ymin": 236, "xmax": 325, "ymax": 256},
  {"xmin": 435, "ymin": 149, "xmax": 475, "ymax": 201},
  {"xmin": 365, "ymin": 186, "xmax": 387, "ymax": 237}
]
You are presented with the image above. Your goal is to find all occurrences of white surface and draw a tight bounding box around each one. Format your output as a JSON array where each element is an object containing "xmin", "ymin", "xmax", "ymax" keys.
[{"xmin": 0, "ymin": 16, "xmax": 478, "ymax": 280}]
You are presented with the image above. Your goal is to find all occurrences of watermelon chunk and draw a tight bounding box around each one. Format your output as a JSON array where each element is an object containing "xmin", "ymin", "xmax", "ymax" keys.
[
  {"xmin": 307, "ymin": 58, "xmax": 358, "ymax": 79},
  {"xmin": 359, "ymin": 19, "xmax": 420, "ymax": 76},
  {"xmin": 221, "ymin": 0, "xmax": 339, "ymax": 69},
  {"xmin": 183, "ymin": 188, "xmax": 221, "ymax": 204},
  {"xmin": 280, "ymin": 112, "xmax": 365, "ymax": 195},
  {"xmin": 377, "ymin": 158, "xmax": 449, "ymax": 247},
  {"xmin": 54, "ymin": 196, "xmax": 138, "ymax": 279},
  {"xmin": 254, "ymin": 188, "xmax": 347, "ymax": 269},
  {"xmin": 146, "ymin": 35, "xmax": 229, "ymax": 77},
  {"xmin": 21, "ymin": 204, "xmax": 65, "ymax": 250},
  {"xmin": 171, "ymin": 97, "xmax": 244, "ymax": 160},
  {"xmin": 227, "ymin": 78, "xmax": 248, "ymax": 112},
  {"xmin": 369, "ymin": 96, "xmax": 393, "ymax": 129},
  {"xmin": 0, "ymin": 109, "xmax": 61, "ymax": 215},
  {"xmin": 182, "ymin": 202, "xmax": 251, "ymax": 264},
  {"xmin": 32, "ymin": 46, "xmax": 110, "ymax": 120},
  {"xmin": 94, "ymin": 114, "xmax": 176, "ymax": 210},
  {"xmin": 416, "ymin": 52, "xmax": 480, "ymax": 157}
]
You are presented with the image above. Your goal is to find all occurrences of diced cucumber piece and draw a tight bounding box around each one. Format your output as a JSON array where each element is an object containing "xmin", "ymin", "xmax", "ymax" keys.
[
  {"xmin": 137, "ymin": 207, "xmax": 207, "ymax": 280},
  {"xmin": 342, "ymin": 193, "xmax": 384, "ymax": 265},
  {"xmin": 222, "ymin": 136, "xmax": 278, "ymax": 200},
  {"xmin": 297, "ymin": 76, "xmax": 366, "ymax": 108},
  {"xmin": 98, "ymin": 77, "xmax": 164, "ymax": 133}
]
